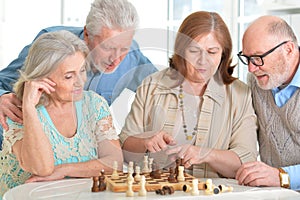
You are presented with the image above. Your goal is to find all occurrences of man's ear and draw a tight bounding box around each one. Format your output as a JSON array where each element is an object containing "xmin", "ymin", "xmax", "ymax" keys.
[
  {"xmin": 83, "ymin": 26, "xmax": 89, "ymax": 45},
  {"xmin": 285, "ymin": 41, "xmax": 295, "ymax": 55}
]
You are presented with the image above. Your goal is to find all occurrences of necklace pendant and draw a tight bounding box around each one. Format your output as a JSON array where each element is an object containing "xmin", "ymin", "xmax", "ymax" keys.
[{"xmin": 186, "ymin": 135, "xmax": 193, "ymax": 140}]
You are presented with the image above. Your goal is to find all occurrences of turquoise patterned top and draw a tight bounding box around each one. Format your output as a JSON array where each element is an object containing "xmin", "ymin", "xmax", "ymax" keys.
[{"xmin": 0, "ymin": 91, "xmax": 119, "ymax": 198}]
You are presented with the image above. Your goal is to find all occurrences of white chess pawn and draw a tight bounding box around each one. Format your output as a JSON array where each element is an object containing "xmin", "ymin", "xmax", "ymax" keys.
[
  {"xmin": 126, "ymin": 180, "xmax": 134, "ymax": 197},
  {"xmin": 134, "ymin": 166, "xmax": 141, "ymax": 182},
  {"xmin": 191, "ymin": 178, "xmax": 199, "ymax": 196},
  {"xmin": 177, "ymin": 166, "xmax": 185, "ymax": 182},
  {"xmin": 138, "ymin": 175, "xmax": 147, "ymax": 196},
  {"xmin": 111, "ymin": 161, "xmax": 119, "ymax": 180},
  {"xmin": 142, "ymin": 155, "xmax": 149, "ymax": 173}
]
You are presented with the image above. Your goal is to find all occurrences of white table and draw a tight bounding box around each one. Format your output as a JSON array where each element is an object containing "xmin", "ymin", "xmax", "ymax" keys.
[{"xmin": 3, "ymin": 178, "xmax": 300, "ymax": 200}]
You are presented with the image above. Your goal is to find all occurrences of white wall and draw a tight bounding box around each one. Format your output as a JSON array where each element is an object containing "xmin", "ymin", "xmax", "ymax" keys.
[{"xmin": 0, "ymin": 0, "xmax": 61, "ymax": 69}]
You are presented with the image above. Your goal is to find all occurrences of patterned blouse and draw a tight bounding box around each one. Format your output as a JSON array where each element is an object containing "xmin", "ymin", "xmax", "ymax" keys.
[{"xmin": 0, "ymin": 91, "xmax": 119, "ymax": 198}]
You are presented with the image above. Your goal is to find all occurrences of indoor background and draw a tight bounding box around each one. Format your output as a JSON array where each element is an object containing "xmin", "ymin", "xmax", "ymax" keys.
[{"xmin": 1, "ymin": 0, "xmax": 300, "ymax": 131}]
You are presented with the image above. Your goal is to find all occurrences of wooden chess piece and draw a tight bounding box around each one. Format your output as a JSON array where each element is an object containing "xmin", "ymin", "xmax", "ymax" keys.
[
  {"xmin": 175, "ymin": 158, "xmax": 180, "ymax": 178},
  {"xmin": 191, "ymin": 179, "xmax": 199, "ymax": 195},
  {"xmin": 127, "ymin": 166, "xmax": 134, "ymax": 183},
  {"xmin": 204, "ymin": 179, "xmax": 213, "ymax": 195},
  {"xmin": 111, "ymin": 161, "xmax": 119, "ymax": 180},
  {"xmin": 162, "ymin": 186, "xmax": 174, "ymax": 195},
  {"xmin": 150, "ymin": 163, "xmax": 161, "ymax": 179},
  {"xmin": 218, "ymin": 184, "xmax": 233, "ymax": 192},
  {"xmin": 128, "ymin": 161, "xmax": 134, "ymax": 172},
  {"xmin": 148, "ymin": 157, "xmax": 154, "ymax": 172},
  {"xmin": 91, "ymin": 176, "xmax": 100, "ymax": 192},
  {"xmin": 138, "ymin": 175, "xmax": 147, "ymax": 196},
  {"xmin": 177, "ymin": 166, "xmax": 185, "ymax": 182},
  {"xmin": 126, "ymin": 180, "xmax": 134, "ymax": 197},
  {"xmin": 134, "ymin": 166, "xmax": 141, "ymax": 182},
  {"xmin": 168, "ymin": 167, "xmax": 177, "ymax": 183},
  {"xmin": 98, "ymin": 169, "xmax": 106, "ymax": 191},
  {"xmin": 182, "ymin": 184, "xmax": 192, "ymax": 193},
  {"xmin": 142, "ymin": 155, "xmax": 149, "ymax": 173}
]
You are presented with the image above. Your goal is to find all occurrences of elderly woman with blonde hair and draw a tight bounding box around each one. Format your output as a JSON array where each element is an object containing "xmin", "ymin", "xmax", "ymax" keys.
[{"xmin": 0, "ymin": 30, "xmax": 123, "ymax": 197}]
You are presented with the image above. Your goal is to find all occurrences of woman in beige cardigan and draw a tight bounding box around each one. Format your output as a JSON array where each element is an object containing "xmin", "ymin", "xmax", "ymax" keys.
[{"xmin": 119, "ymin": 11, "xmax": 257, "ymax": 178}]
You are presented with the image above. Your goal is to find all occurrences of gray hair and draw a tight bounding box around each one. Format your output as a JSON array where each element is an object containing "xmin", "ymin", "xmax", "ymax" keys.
[
  {"xmin": 85, "ymin": 0, "xmax": 139, "ymax": 37},
  {"xmin": 268, "ymin": 19, "xmax": 298, "ymax": 44},
  {"xmin": 14, "ymin": 30, "xmax": 89, "ymax": 105}
]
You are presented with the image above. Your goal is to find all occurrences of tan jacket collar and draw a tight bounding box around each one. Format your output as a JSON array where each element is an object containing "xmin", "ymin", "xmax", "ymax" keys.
[{"xmin": 152, "ymin": 68, "xmax": 225, "ymax": 106}]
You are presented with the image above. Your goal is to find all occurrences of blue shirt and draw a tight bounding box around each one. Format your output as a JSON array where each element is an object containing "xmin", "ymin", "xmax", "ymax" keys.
[
  {"xmin": 272, "ymin": 64, "xmax": 300, "ymax": 107},
  {"xmin": 0, "ymin": 26, "xmax": 158, "ymax": 148}
]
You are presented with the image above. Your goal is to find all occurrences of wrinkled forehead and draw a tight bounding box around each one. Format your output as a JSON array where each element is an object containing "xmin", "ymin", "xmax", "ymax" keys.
[{"xmin": 94, "ymin": 28, "xmax": 134, "ymax": 47}]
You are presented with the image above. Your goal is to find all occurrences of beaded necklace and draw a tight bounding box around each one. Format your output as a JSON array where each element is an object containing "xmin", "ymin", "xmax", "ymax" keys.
[{"xmin": 178, "ymin": 84, "xmax": 199, "ymax": 140}]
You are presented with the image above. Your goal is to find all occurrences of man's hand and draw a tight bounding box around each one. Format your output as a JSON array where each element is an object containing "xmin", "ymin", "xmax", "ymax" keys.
[
  {"xmin": 0, "ymin": 93, "xmax": 23, "ymax": 130},
  {"xmin": 235, "ymin": 161, "xmax": 280, "ymax": 187}
]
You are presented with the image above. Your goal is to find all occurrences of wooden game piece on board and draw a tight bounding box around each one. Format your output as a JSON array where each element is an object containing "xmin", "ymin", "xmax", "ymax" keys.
[
  {"xmin": 111, "ymin": 161, "xmax": 119, "ymax": 180},
  {"xmin": 127, "ymin": 167, "xmax": 134, "ymax": 183},
  {"xmin": 175, "ymin": 158, "xmax": 180, "ymax": 178},
  {"xmin": 99, "ymin": 169, "xmax": 106, "ymax": 191},
  {"xmin": 138, "ymin": 175, "xmax": 147, "ymax": 196},
  {"xmin": 168, "ymin": 167, "xmax": 177, "ymax": 183},
  {"xmin": 177, "ymin": 166, "xmax": 185, "ymax": 182},
  {"xmin": 91, "ymin": 176, "xmax": 100, "ymax": 192},
  {"xmin": 134, "ymin": 166, "xmax": 141, "ymax": 182},
  {"xmin": 142, "ymin": 155, "xmax": 149, "ymax": 173},
  {"xmin": 126, "ymin": 180, "xmax": 134, "ymax": 197},
  {"xmin": 148, "ymin": 157, "xmax": 154, "ymax": 172}
]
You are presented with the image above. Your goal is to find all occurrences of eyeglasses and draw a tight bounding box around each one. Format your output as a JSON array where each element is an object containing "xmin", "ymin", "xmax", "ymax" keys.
[{"xmin": 237, "ymin": 41, "xmax": 289, "ymax": 66}]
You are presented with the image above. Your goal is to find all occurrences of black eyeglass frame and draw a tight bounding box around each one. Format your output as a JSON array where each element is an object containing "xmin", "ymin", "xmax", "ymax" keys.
[{"xmin": 237, "ymin": 41, "xmax": 289, "ymax": 66}]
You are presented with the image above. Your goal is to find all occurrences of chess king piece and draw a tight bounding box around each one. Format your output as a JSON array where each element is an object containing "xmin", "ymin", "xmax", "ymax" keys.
[
  {"xmin": 138, "ymin": 175, "xmax": 147, "ymax": 196},
  {"xmin": 111, "ymin": 161, "xmax": 119, "ymax": 180}
]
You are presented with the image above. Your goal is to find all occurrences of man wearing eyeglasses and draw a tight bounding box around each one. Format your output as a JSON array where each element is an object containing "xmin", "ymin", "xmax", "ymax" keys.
[{"xmin": 235, "ymin": 15, "xmax": 300, "ymax": 190}]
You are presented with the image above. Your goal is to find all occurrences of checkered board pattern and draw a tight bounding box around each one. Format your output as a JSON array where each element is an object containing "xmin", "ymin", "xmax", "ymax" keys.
[{"xmin": 105, "ymin": 172, "xmax": 205, "ymax": 192}]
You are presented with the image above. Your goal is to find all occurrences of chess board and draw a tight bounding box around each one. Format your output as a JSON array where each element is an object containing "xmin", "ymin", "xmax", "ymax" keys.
[{"xmin": 105, "ymin": 172, "xmax": 205, "ymax": 192}]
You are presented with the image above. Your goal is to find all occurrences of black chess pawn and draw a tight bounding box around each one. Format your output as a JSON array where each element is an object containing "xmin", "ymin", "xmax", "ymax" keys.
[
  {"xmin": 91, "ymin": 176, "xmax": 100, "ymax": 192},
  {"xmin": 168, "ymin": 167, "xmax": 177, "ymax": 183},
  {"xmin": 98, "ymin": 170, "xmax": 106, "ymax": 191}
]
